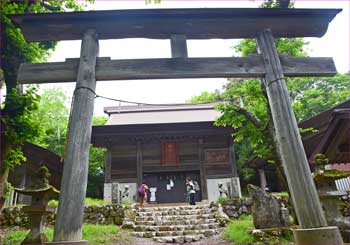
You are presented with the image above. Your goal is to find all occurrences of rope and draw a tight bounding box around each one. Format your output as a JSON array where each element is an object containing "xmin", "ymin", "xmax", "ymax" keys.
[{"xmin": 264, "ymin": 77, "xmax": 286, "ymax": 87}]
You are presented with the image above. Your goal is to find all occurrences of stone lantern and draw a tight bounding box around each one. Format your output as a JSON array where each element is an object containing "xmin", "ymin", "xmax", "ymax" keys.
[
  {"xmin": 313, "ymin": 154, "xmax": 350, "ymax": 242},
  {"xmin": 14, "ymin": 165, "xmax": 59, "ymax": 245}
]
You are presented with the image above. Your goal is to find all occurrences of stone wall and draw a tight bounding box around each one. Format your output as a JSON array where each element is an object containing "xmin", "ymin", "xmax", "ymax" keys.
[
  {"xmin": 1, "ymin": 204, "xmax": 125, "ymax": 227},
  {"xmin": 221, "ymin": 198, "xmax": 252, "ymax": 219},
  {"xmin": 221, "ymin": 196, "xmax": 290, "ymax": 220}
]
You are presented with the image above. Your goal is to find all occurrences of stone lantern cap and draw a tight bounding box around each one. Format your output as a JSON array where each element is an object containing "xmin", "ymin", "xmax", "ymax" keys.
[
  {"xmin": 314, "ymin": 169, "xmax": 350, "ymax": 182},
  {"xmin": 15, "ymin": 185, "xmax": 59, "ymax": 199},
  {"xmin": 14, "ymin": 165, "xmax": 60, "ymax": 200},
  {"xmin": 314, "ymin": 169, "xmax": 350, "ymax": 198}
]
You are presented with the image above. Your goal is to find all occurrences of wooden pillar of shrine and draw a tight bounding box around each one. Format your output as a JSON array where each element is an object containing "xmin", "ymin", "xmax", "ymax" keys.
[
  {"xmin": 256, "ymin": 29, "xmax": 343, "ymax": 244},
  {"xmin": 53, "ymin": 29, "xmax": 99, "ymax": 243},
  {"xmin": 198, "ymin": 138, "xmax": 208, "ymax": 200},
  {"xmin": 258, "ymin": 169, "xmax": 267, "ymax": 190},
  {"xmin": 136, "ymin": 140, "xmax": 143, "ymax": 188}
]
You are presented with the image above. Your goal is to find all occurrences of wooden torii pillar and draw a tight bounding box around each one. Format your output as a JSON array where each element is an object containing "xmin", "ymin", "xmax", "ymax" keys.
[
  {"xmin": 10, "ymin": 8, "xmax": 343, "ymax": 244},
  {"xmin": 256, "ymin": 29, "xmax": 343, "ymax": 244},
  {"xmin": 52, "ymin": 29, "xmax": 99, "ymax": 242}
]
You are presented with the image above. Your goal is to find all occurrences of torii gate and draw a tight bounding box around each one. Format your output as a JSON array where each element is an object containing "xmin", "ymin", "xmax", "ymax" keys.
[{"xmin": 10, "ymin": 8, "xmax": 344, "ymax": 244}]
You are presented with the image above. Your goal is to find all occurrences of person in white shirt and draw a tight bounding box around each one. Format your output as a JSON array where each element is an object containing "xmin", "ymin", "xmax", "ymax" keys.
[{"xmin": 186, "ymin": 177, "xmax": 196, "ymax": 205}]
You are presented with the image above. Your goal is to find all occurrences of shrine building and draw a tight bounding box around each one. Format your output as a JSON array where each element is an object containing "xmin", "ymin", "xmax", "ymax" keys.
[{"xmin": 91, "ymin": 102, "xmax": 241, "ymax": 203}]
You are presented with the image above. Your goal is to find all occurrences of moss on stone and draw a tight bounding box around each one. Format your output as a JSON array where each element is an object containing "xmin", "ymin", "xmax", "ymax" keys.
[{"xmin": 314, "ymin": 170, "xmax": 350, "ymax": 182}]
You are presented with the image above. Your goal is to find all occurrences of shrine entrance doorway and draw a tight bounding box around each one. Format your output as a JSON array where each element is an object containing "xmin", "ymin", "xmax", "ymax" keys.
[{"xmin": 143, "ymin": 171, "xmax": 201, "ymax": 203}]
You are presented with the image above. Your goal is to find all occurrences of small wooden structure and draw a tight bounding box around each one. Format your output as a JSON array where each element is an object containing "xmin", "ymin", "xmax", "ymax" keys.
[
  {"xmin": 300, "ymin": 100, "xmax": 350, "ymax": 165},
  {"xmin": 8, "ymin": 142, "xmax": 62, "ymax": 205},
  {"xmin": 92, "ymin": 103, "xmax": 238, "ymax": 203},
  {"xmin": 10, "ymin": 7, "xmax": 343, "ymax": 244},
  {"xmin": 250, "ymin": 101, "xmax": 350, "ymax": 192}
]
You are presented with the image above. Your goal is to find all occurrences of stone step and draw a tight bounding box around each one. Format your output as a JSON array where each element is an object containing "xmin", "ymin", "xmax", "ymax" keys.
[
  {"xmin": 133, "ymin": 228, "xmax": 219, "ymax": 238},
  {"xmin": 135, "ymin": 218, "xmax": 218, "ymax": 226},
  {"xmin": 135, "ymin": 223, "xmax": 220, "ymax": 232},
  {"xmin": 136, "ymin": 213, "xmax": 216, "ymax": 221},
  {"xmin": 138, "ymin": 204, "xmax": 212, "ymax": 212},
  {"xmin": 137, "ymin": 208, "xmax": 215, "ymax": 216},
  {"xmin": 153, "ymin": 234, "xmax": 204, "ymax": 244}
]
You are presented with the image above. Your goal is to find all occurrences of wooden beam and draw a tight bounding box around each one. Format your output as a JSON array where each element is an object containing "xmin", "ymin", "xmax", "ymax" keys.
[
  {"xmin": 136, "ymin": 141, "xmax": 143, "ymax": 188},
  {"xmin": 171, "ymin": 35, "xmax": 188, "ymax": 58},
  {"xmin": 18, "ymin": 56, "xmax": 336, "ymax": 84},
  {"xmin": 256, "ymin": 29, "xmax": 328, "ymax": 229},
  {"xmin": 105, "ymin": 150, "xmax": 112, "ymax": 183},
  {"xmin": 9, "ymin": 8, "xmax": 341, "ymax": 41},
  {"xmin": 228, "ymin": 139, "xmax": 238, "ymax": 177},
  {"xmin": 198, "ymin": 138, "xmax": 208, "ymax": 200},
  {"xmin": 53, "ymin": 29, "xmax": 99, "ymax": 242}
]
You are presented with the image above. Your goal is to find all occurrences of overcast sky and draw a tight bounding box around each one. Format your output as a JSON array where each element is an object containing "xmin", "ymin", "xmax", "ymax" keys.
[{"xmin": 37, "ymin": 0, "xmax": 350, "ymax": 117}]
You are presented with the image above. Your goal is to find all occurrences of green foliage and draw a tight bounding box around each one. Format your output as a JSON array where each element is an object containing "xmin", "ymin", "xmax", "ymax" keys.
[
  {"xmin": 85, "ymin": 197, "xmax": 111, "ymax": 205},
  {"xmin": 291, "ymin": 74, "xmax": 350, "ymax": 121},
  {"xmin": 224, "ymin": 215, "xmax": 294, "ymax": 244},
  {"xmin": 260, "ymin": 0, "xmax": 294, "ymax": 8},
  {"xmin": 0, "ymin": 0, "xmax": 93, "ymax": 200},
  {"xmin": 188, "ymin": 91, "xmax": 221, "ymax": 103},
  {"xmin": 272, "ymin": 192, "xmax": 289, "ymax": 198},
  {"xmin": 48, "ymin": 197, "xmax": 111, "ymax": 207},
  {"xmin": 234, "ymin": 37, "xmax": 307, "ymax": 58},
  {"xmin": 31, "ymin": 87, "xmax": 69, "ymax": 155},
  {"xmin": 87, "ymin": 117, "xmax": 108, "ymax": 198},
  {"xmin": 224, "ymin": 215, "xmax": 255, "ymax": 244},
  {"xmin": 29, "ymin": 87, "xmax": 107, "ymax": 198},
  {"xmin": 189, "ymin": 1, "xmax": 350, "ymax": 189},
  {"xmin": 82, "ymin": 224, "xmax": 120, "ymax": 244},
  {"xmin": 145, "ymin": 0, "xmax": 162, "ymax": 4},
  {"xmin": 2, "ymin": 229, "xmax": 30, "ymax": 245},
  {"xmin": 216, "ymin": 196, "xmax": 228, "ymax": 205},
  {"xmin": 2, "ymin": 224, "xmax": 120, "ymax": 245},
  {"xmin": 1, "ymin": 87, "xmax": 42, "ymax": 170}
]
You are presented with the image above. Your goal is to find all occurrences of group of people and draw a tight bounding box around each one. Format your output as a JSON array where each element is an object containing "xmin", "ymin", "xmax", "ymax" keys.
[{"xmin": 137, "ymin": 177, "xmax": 199, "ymax": 207}]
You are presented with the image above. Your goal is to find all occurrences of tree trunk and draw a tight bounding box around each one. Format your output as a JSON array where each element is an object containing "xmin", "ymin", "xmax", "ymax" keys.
[{"xmin": 0, "ymin": 167, "xmax": 10, "ymax": 210}]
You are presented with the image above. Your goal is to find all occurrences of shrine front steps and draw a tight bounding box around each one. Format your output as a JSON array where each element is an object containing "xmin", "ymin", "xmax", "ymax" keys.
[{"xmin": 132, "ymin": 204, "xmax": 225, "ymax": 243}]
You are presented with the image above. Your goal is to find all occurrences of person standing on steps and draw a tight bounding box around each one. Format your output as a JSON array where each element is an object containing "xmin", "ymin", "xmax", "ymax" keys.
[
  {"xmin": 186, "ymin": 177, "xmax": 196, "ymax": 205},
  {"xmin": 138, "ymin": 182, "xmax": 149, "ymax": 208}
]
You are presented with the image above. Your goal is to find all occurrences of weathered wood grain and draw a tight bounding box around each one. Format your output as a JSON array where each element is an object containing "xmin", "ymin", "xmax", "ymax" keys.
[
  {"xmin": 171, "ymin": 35, "xmax": 188, "ymax": 58},
  {"xmin": 136, "ymin": 141, "xmax": 143, "ymax": 188},
  {"xmin": 105, "ymin": 150, "xmax": 112, "ymax": 183},
  {"xmin": 18, "ymin": 56, "xmax": 336, "ymax": 84},
  {"xmin": 229, "ymin": 140, "xmax": 238, "ymax": 177},
  {"xmin": 198, "ymin": 138, "xmax": 208, "ymax": 200},
  {"xmin": 256, "ymin": 29, "xmax": 328, "ymax": 229},
  {"xmin": 9, "ymin": 8, "xmax": 341, "ymax": 41},
  {"xmin": 53, "ymin": 29, "xmax": 99, "ymax": 242}
]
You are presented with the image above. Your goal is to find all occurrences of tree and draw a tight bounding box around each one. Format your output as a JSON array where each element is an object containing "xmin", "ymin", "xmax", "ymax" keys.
[
  {"xmin": 189, "ymin": 0, "xmax": 350, "ymax": 188},
  {"xmin": 188, "ymin": 91, "xmax": 221, "ymax": 103},
  {"xmin": 30, "ymin": 87, "xmax": 107, "ymax": 198},
  {"xmin": 32, "ymin": 87, "xmax": 69, "ymax": 156},
  {"xmin": 87, "ymin": 117, "xmax": 107, "ymax": 199},
  {"xmin": 0, "ymin": 0, "xmax": 92, "ymax": 206}
]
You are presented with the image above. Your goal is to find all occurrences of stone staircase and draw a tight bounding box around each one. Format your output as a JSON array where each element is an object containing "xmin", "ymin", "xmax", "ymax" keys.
[{"xmin": 131, "ymin": 204, "xmax": 225, "ymax": 243}]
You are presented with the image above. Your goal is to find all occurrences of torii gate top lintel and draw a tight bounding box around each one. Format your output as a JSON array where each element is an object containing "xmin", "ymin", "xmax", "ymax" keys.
[{"xmin": 9, "ymin": 8, "xmax": 341, "ymax": 42}]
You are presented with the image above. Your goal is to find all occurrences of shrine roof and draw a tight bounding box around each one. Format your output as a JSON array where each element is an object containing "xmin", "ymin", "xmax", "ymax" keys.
[
  {"xmin": 105, "ymin": 103, "xmax": 221, "ymax": 125},
  {"xmin": 300, "ymin": 100, "xmax": 350, "ymax": 164},
  {"xmin": 9, "ymin": 8, "xmax": 341, "ymax": 41}
]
